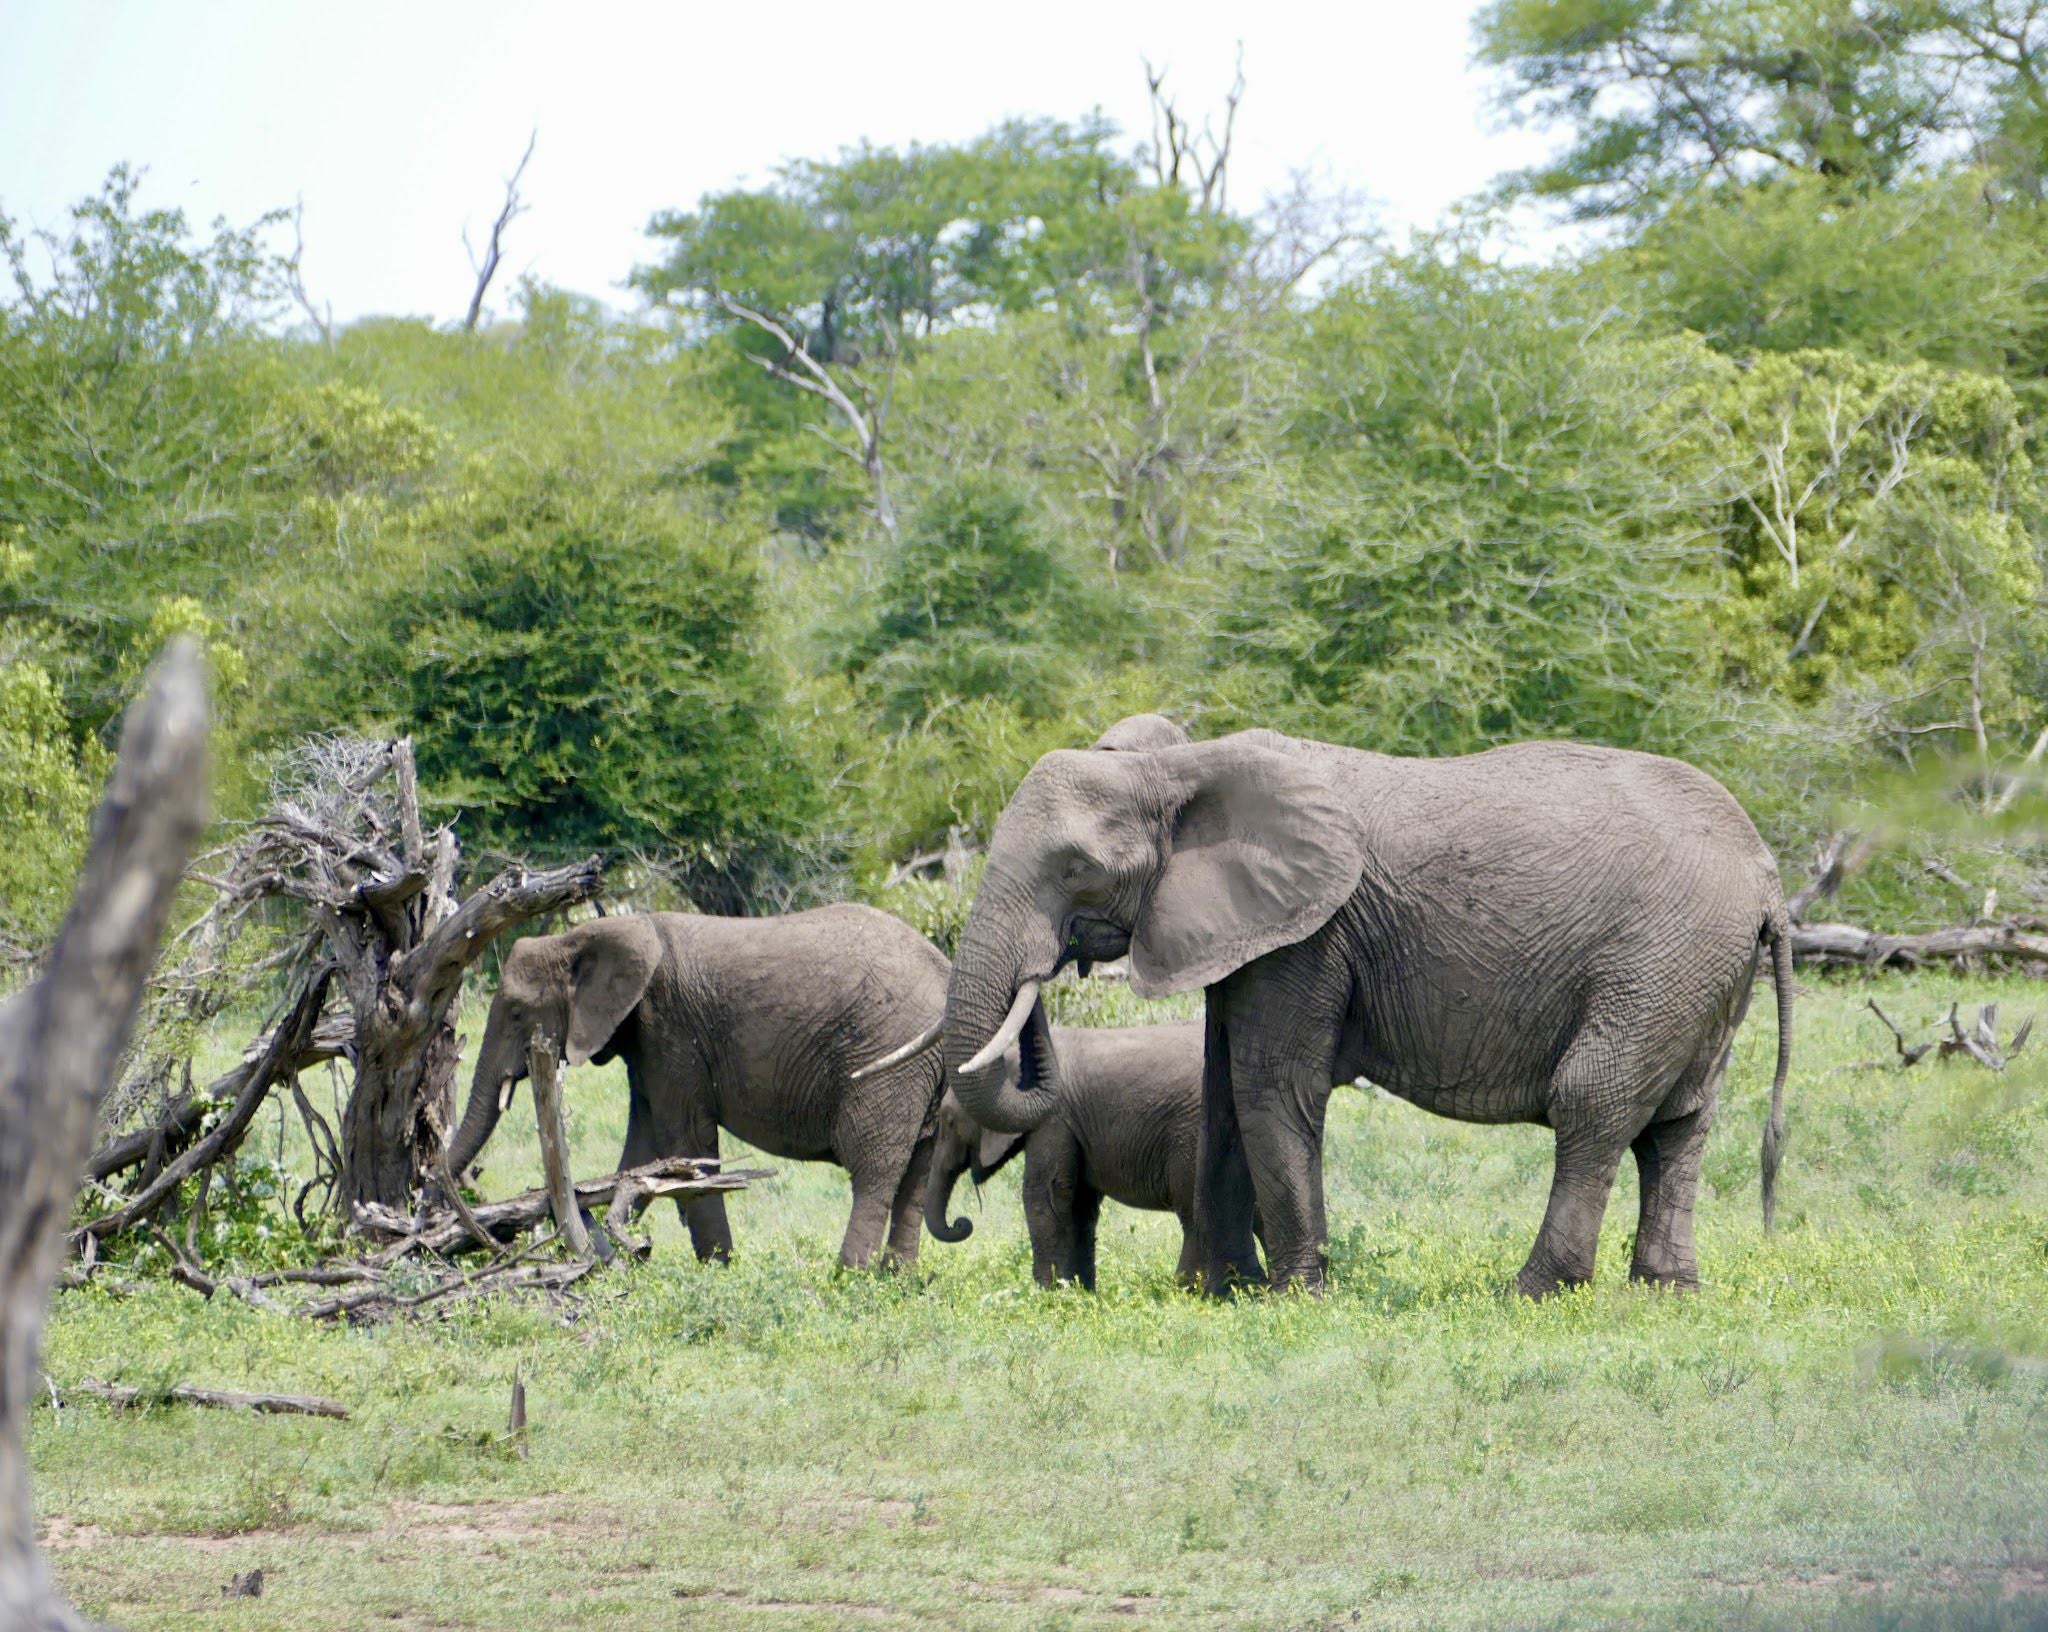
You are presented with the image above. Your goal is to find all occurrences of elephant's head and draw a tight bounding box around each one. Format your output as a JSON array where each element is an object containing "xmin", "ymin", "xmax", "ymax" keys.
[
  {"xmin": 922, "ymin": 1086, "xmax": 1027, "ymax": 1243},
  {"xmin": 943, "ymin": 718, "xmax": 1364, "ymax": 1132},
  {"xmin": 445, "ymin": 915, "xmax": 662, "ymax": 1177}
]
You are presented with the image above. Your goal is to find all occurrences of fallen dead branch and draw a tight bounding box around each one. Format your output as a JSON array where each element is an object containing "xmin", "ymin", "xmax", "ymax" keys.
[
  {"xmin": 350, "ymin": 1156, "xmax": 769, "ymax": 1260},
  {"xmin": 1791, "ymin": 919, "xmax": 2048, "ymax": 972},
  {"xmin": 61, "ymin": 1379, "xmax": 347, "ymax": 1420}
]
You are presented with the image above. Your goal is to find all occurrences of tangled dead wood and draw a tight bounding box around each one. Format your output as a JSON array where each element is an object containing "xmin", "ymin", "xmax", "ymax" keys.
[{"xmin": 77, "ymin": 734, "xmax": 604, "ymax": 1254}]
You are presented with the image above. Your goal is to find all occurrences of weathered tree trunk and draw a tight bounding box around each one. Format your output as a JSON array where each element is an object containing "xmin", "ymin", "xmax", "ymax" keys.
[
  {"xmin": 1, "ymin": 642, "xmax": 208, "ymax": 1631},
  {"xmin": 330, "ymin": 846, "xmax": 603, "ymax": 1213}
]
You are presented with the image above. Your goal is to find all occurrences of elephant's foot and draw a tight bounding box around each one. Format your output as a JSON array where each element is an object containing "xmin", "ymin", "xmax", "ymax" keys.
[
  {"xmin": 1193, "ymin": 1257, "xmax": 1264, "ymax": 1298},
  {"xmin": 1265, "ymin": 1248, "xmax": 1330, "ymax": 1296},
  {"xmin": 1627, "ymin": 1261, "xmax": 1700, "ymax": 1293},
  {"xmin": 1511, "ymin": 1255, "xmax": 1593, "ymax": 1301}
]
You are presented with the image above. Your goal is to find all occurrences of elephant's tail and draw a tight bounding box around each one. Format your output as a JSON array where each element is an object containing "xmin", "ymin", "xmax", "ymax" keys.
[{"xmin": 1760, "ymin": 903, "xmax": 1794, "ymax": 1233}]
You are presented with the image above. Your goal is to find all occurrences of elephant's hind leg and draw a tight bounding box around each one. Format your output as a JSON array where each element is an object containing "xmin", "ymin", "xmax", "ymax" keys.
[
  {"xmin": 1629, "ymin": 1037, "xmax": 1729, "ymax": 1289},
  {"xmin": 1629, "ymin": 1105, "xmax": 1712, "ymax": 1289},
  {"xmin": 1519, "ymin": 1032, "xmax": 1651, "ymax": 1299}
]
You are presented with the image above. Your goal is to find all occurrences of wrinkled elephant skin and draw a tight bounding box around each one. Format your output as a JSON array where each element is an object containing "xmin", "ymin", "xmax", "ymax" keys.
[
  {"xmin": 943, "ymin": 722, "xmax": 1794, "ymax": 1298},
  {"xmin": 449, "ymin": 904, "xmax": 949, "ymax": 1269},
  {"xmin": 925, "ymin": 1019, "xmax": 1222, "ymax": 1287}
]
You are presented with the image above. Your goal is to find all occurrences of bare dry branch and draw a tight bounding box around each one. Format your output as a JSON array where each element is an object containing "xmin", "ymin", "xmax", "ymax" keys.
[{"xmin": 462, "ymin": 129, "xmax": 536, "ymax": 332}]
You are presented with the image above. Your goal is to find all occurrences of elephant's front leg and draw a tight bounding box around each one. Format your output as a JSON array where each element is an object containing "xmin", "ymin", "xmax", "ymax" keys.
[
  {"xmin": 644, "ymin": 1078, "xmax": 730, "ymax": 1263},
  {"xmin": 1190, "ymin": 998, "xmax": 1264, "ymax": 1295},
  {"xmin": 1229, "ymin": 1024, "xmax": 1336, "ymax": 1293},
  {"xmin": 1022, "ymin": 1128, "xmax": 1086, "ymax": 1288}
]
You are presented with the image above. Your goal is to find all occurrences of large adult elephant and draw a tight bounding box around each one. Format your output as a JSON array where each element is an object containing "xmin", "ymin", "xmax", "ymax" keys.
[
  {"xmin": 942, "ymin": 716, "xmax": 1793, "ymax": 1297},
  {"xmin": 923, "ymin": 1019, "xmax": 1208, "ymax": 1288},
  {"xmin": 447, "ymin": 904, "xmax": 949, "ymax": 1268}
]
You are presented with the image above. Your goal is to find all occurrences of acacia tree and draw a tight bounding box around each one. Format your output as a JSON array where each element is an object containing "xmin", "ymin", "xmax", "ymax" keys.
[{"xmin": 1476, "ymin": 0, "xmax": 2048, "ymax": 214}]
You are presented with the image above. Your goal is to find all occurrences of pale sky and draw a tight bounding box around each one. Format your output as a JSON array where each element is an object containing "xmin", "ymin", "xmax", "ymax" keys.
[{"xmin": 0, "ymin": 1, "xmax": 1558, "ymax": 327}]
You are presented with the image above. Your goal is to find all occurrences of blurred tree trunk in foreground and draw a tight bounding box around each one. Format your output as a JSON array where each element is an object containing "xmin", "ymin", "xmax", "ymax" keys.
[{"xmin": 0, "ymin": 641, "xmax": 209, "ymax": 1631}]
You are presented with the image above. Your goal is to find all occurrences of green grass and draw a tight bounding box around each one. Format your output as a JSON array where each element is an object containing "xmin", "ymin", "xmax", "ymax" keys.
[{"xmin": 34, "ymin": 970, "xmax": 2048, "ymax": 1630}]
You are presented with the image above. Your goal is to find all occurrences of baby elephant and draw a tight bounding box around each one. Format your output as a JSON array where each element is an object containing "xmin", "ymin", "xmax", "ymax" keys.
[
  {"xmin": 923, "ymin": 1018, "xmax": 1209, "ymax": 1288},
  {"xmin": 446, "ymin": 904, "xmax": 949, "ymax": 1269}
]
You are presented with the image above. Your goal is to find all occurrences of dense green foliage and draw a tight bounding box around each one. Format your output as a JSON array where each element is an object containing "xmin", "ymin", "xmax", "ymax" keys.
[{"xmin": 9, "ymin": 14, "xmax": 2048, "ymax": 939}]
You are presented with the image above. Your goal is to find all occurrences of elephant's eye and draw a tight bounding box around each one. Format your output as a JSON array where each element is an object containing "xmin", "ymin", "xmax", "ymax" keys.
[{"xmin": 1060, "ymin": 853, "xmax": 1093, "ymax": 886}]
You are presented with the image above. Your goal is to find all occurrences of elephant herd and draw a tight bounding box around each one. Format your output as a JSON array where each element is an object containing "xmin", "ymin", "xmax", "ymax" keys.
[{"xmin": 448, "ymin": 715, "xmax": 1794, "ymax": 1297}]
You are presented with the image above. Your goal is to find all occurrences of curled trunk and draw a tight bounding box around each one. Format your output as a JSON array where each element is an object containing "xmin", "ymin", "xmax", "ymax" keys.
[
  {"xmin": 943, "ymin": 879, "xmax": 1063, "ymax": 1134},
  {"xmin": 924, "ymin": 1147, "xmax": 974, "ymax": 1242}
]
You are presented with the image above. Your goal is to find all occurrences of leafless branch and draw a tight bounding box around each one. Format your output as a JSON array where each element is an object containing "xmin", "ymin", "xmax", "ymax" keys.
[
  {"xmin": 462, "ymin": 128, "xmax": 536, "ymax": 332},
  {"xmin": 715, "ymin": 293, "xmax": 897, "ymax": 539}
]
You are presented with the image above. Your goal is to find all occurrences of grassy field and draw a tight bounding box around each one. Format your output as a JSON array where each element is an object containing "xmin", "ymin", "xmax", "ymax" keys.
[{"xmin": 32, "ymin": 968, "xmax": 2048, "ymax": 1630}]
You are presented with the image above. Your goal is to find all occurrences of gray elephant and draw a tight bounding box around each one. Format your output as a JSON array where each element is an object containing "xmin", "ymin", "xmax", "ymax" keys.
[
  {"xmin": 940, "ymin": 715, "xmax": 1793, "ymax": 1297},
  {"xmin": 923, "ymin": 1018, "xmax": 1212, "ymax": 1288},
  {"xmin": 447, "ymin": 904, "xmax": 949, "ymax": 1268}
]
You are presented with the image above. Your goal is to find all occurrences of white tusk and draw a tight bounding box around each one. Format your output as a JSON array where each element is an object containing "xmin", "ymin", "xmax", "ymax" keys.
[
  {"xmin": 960, "ymin": 981, "xmax": 1040, "ymax": 1076},
  {"xmin": 850, "ymin": 1017, "xmax": 945, "ymax": 1082},
  {"xmin": 496, "ymin": 1077, "xmax": 517, "ymax": 1113}
]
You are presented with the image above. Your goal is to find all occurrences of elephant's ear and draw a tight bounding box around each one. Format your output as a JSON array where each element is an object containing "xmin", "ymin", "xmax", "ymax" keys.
[
  {"xmin": 1092, "ymin": 713, "xmax": 1191, "ymax": 753},
  {"xmin": 973, "ymin": 1127, "xmax": 1027, "ymax": 1180},
  {"xmin": 1129, "ymin": 737, "xmax": 1364, "ymax": 999},
  {"xmin": 565, "ymin": 916, "xmax": 662, "ymax": 1066}
]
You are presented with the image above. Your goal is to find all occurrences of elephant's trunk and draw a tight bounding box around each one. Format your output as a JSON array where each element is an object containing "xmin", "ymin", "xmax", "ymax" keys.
[
  {"xmin": 445, "ymin": 1016, "xmax": 522, "ymax": 1178},
  {"xmin": 944, "ymin": 876, "xmax": 1063, "ymax": 1135},
  {"xmin": 924, "ymin": 1139, "xmax": 974, "ymax": 1243}
]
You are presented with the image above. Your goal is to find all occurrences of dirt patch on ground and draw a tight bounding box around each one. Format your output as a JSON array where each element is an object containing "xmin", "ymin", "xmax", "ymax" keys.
[
  {"xmin": 1710, "ymin": 1562, "xmax": 2048, "ymax": 1599},
  {"xmin": 386, "ymin": 1495, "xmax": 593, "ymax": 1543},
  {"xmin": 783, "ymin": 1493, "xmax": 919, "ymax": 1531},
  {"xmin": 673, "ymin": 1587, "xmax": 893, "ymax": 1620},
  {"xmin": 38, "ymin": 1519, "xmax": 108, "ymax": 1553},
  {"xmin": 39, "ymin": 1518, "xmax": 293, "ymax": 1555},
  {"xmin": 39, "ymin": 1496, "xmax": 628, "ymax": 1558},
  {"xmin": 969, "ymin": 1580, "xmax": 1155, "ymax": 1613}
]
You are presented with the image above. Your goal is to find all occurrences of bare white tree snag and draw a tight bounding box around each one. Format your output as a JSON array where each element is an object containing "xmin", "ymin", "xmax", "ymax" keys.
[
  {"xmin": 284, "ymin": 197, "xmax": 335, "ymax": 351},
  {"xmin": 1143, "ymin": 46, "xmax": 1244, "ymax": 211},
  {"xmin": 0, "ymin": 640, "xmax": 209, "ymax": 1632},
  {"xmin": 714, "ymin": 293, "xmax": 898, "ymax": 540},
  {"xmin": 462, "ymin": 129, "xmax": 536, "ymax": 332},
  {"xmin": 527, "ymin": 1035, "xmax": 592, "ymax": 1259}
]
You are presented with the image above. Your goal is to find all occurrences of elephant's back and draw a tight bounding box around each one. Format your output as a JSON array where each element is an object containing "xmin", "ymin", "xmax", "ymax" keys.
[
  {"xmin": 1347, "ymin": 741, "xmax": 1782, "ymax": 914},
  {"xmin": 1321, "ymin": 741, "xmax": 1779, "ymax": 1118},
  {"xmin": 661, "ymin": 903, "xmax": 949, "ymax": 1000}
]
